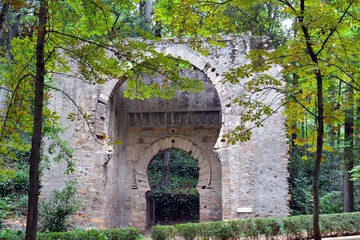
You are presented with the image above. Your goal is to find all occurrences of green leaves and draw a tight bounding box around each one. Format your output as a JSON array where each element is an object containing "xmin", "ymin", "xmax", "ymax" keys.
[
  {"xmin": 224, "ymin": 125, "xmax": 252, "ymax": 144},
  {"xmin": 0, "ymin": 0, "xmax": 208, "ymax": 167}
]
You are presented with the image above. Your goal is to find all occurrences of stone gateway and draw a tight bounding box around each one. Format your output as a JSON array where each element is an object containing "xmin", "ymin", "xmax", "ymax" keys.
[{"xmin": 42, "ymin": 35, "xmax": 289, "ymax": 229}]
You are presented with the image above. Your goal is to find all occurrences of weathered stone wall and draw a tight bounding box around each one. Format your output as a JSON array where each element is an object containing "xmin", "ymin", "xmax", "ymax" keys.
[{"xmin": 42, "ymin": 35, "xmax": 289, "ymax": 229}]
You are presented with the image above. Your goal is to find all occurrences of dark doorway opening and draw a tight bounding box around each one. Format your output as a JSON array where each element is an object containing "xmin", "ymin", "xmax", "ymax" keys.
[
  {"xmin": 147, "ymin": 148, "xmax": 199, "ymax": 225},
  {"xmin": 146, "ymin": 191, "xmax": 155, "ymax": 228}
]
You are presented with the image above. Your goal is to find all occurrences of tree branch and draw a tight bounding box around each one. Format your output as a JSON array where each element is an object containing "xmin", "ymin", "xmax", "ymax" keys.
[
  {"xmin": 44, "ymin": 84, "xmax": 105, "ymax": 145},
  {"xmin": 48, "ymin": 30, "xmax": 187, "ymax": 84},
  {"xmin": 289, "ymin": 94, "xmax": 318, "ymax": 118},
  {"xmin": 0, "ymin": 73, "xmax": 36, "ymax": 142},
  {"xmin": 315, "ymin": 2, "xmax": 353, "ymax": 57}
]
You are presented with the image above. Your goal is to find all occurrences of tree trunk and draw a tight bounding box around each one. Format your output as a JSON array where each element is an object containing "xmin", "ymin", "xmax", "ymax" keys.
[
  {"xmin": 140, "ymin": 0, "xmax": 153, "ymax": 23},
  {"xmin": 299, "ymin": 0, "xmax": 323, "ymax": 238},
  {"xmin": 0, "ymin": 3, "xmax": 9, "ymax": 38},
  {"xmin": 144, "ymin": 0, "xmax": 153, "ymax": 23},
  {"xmin": 25, "ymin": 1, "xmax": 47, "ymax": 239},
  {"xmin": 6, "ymin": 13, "xmax": 20, "ymax": 59},
  {"xmin": 161, "ymin": 150, "xmax": 171, "ymax": 187},
  {"xmin": 343, "ymin": 86, "xmax": 354, "ymax": 212},
  {"xmin": 154, "ymin": 21, "xmax": 161, "ymax": 37},
  {"xmin": 313, "ymin": 69, "xmax": 323, "ymax": 240}
]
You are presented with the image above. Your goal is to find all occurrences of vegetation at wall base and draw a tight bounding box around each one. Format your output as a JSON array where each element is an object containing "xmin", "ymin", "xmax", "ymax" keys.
[
  {"xmin": 0, "ymin": 227, "xmax": 142, "ymax": 240},
  {"xmin": 151, "ymin": 212, "xmax": 360, "ymax": 240}
]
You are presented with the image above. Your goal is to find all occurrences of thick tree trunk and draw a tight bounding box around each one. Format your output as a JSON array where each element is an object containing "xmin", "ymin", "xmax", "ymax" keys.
[
  {"xmin": 343, "ymin": 86, "xmax": 354, "ymax": 212},
  {"xmin": 140, "ymin": 0, "xmax": 153, "ymax": 23},
  {"xmin": 144, "ymin": 0, "xmax": 153, "ymax": 23},
  {"xmin": 161, "ymin": 150, "xmax": 171, "ymax": 187},
  {"xmin": 25, "ymin": 1, "xmax": 47, "ymax": 239},
  {"xmin": 0, "ymin": 3, "xmax": 9, "ymax": 38}
]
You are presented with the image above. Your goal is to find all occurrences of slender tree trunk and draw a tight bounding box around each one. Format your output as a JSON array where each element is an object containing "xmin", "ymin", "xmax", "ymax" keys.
[
  {"xmin": 161, "ymin": 150, "xmax": 171, "ymax": 187},
  {"xmin": 154, "ymin": 21, "xmax": 161, "ymax": 37},
  {"xmin": 299, "ymin": 0, "xmax": 323, "ymax": 238},
  {"xmin": 313, "ymin": 70, "xmax": 324, "ymax": 240},
  {"xmin": 0, "ymin": 3, "xmax": 9, "ymax": 38},
  {"xmin": 343, "ymin": 86, "xmax": 354, "ymax": 212},
  {"xmin": 6, "ymin": 13, "xmax": 20, "ymax": 59},
  {"xmin": 25, "ymin": 1, "xmax": 47, "ymax": 239}
]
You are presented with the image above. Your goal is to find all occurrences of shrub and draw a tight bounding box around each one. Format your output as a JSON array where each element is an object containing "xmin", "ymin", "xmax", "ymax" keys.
[
  {"xmin": 102, "ymin": 228, "xmax": 143, "ymax": 240},
  {"xmin": 0, "ymin": 197, "xmax": 10, "ymax": 229},
  {"xmin": 39, "ymin": 180, "xmax": 80, "ymax": 232},
  {"xmin": 0, "ymin": 229, "xmax": 24, "ymax": 240},
  {"xmin": 38, "ymin": 229, "xmax": 107, "ymax": 240},
  {"xmin": 151, "ymin": 225, "xmax": 175, "ymax": 240},
  {"xmin": 150, "ymin": 212, "xmax": 360, "ymax": 240},
  {"xmin": 0, "ymin": 228, "xmax": 142, "ymax": 240},
  {"xmin": 176, "ymin": 223, "xmax": 197, "ymax": 240},
  {"xmin": 0, "ymin": 167, "xmax": 29, "ymax": 197}
]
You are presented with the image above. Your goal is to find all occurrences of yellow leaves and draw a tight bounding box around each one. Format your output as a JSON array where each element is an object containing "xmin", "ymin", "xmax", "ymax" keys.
[
  {"xmin": 0, "ymin": 169, "xmax": 16, "ymax": 182},
  {"xmin": 306, "ymin": 145, "xmax": 333, "ymax": 154},
  {"xmin": 307, "ymin": 146, "xmax": 316, "ymax": 152},
  {"xmin": 323, "ymin": 145, "xmax": 334, "ymax": 152},
  {"xmin": 7, "ymin": 0, "xmax": 27, "ymax": 11},
  {"xmin": 294, "ymin": 137, "xmax": 307, "ymax": 147}
]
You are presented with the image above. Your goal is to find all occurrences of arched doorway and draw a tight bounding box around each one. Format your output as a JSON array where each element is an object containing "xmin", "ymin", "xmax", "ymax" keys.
[
  {"xmin": 147, "ymin": 148, "xmax": 200, "ymax": 226},
  {"xmin": 105, "ymin": 67, "xmax": 223, "ymax": 229}
]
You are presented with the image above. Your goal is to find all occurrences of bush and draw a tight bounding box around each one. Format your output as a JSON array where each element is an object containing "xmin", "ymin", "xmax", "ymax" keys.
[
  {"xmin": 38, "ymin": 228, "xmax": 143, "ymax": 240},
  {"xmin": 0, "ymin": 198, "xmax": 10, "ymax": 229},
  {"xmin": 151, "ymin": 225, "xmax": 175, "ymax": 240},
  {"xmin": 0, "ymin": 229, "xmax": 24, "ymax": 240},
  {"xmin": 176, "ymin": 223, "xmax": 197, "ymax": 240},
  {"xmin": 151, "ymin": 212, "xmax": 360, "ymax": 240},
  {"xmin": 0, "ymin": 168, "xmax": 29, "ymax": 197},
  {"xmin": 0, "ymin": 165, "xmax": 29, "ymax": 221},
  {"xmin": 102, "ymin": 228, "xmax": 143, "ymax": 240},
  {"xmin": 0, "ymin": 228, "xmax": 142, "ymax": 240},
  {"xmin": 39, "ymin": 180, "xmax": 80, "ymax": 232}
]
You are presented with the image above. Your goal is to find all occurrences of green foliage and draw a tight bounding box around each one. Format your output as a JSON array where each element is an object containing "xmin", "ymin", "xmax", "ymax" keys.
[
  {"xmin": 148, "ymin": 149, "xmax": 199, "ymax": 223},
  {"xmin": 0, "ymin": 162, "xmax": 29, "ymax": 223},
  {"xmin": 176, "ymin": 223, "xmax": 197, "ymax": 240},
  {"xmin": 0, "ymin": 228, "xmax": 142, "ymax": 240},
  {"xmin": 0, "ymin": 197, "xmax": 10, "ymax": 228},
  {"xmin": 39, "ymin": 180, "xmax": 80, "ymax": 232},
  {"xmin": 151, "ymin": 225, "xmax": 175, "ymax": 240},
  {"xmin": 151, "ymin": 212, "xmax": 360, "ymax": 240},
  {"xmin": 0, "ymin": 229, "xmax": 24, "ymax": 240},
  {"xmin": 351, "ymin": 165, "xmax": 360, "ymax": 181},
  {"xmin": 0, "ymin": 0, "xmax": 205, "ymax": 164},
  {"xmin": 148, "ymin": 149, "xmax": 199, "ymax": 193},
  {"xmin": 42, "ymin": 124, "xmax": 75, "ymax": 174},
  {"xmin": 289, "ymin": 150, "xmax": 344, "ymax": 215},
  {"xmin": 153, "ymin": 192, "xmax": 199, "ymax": 224},
  {"xmin": 0, "ymin": 167, "xmax": 28, "ymax": 197}
]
